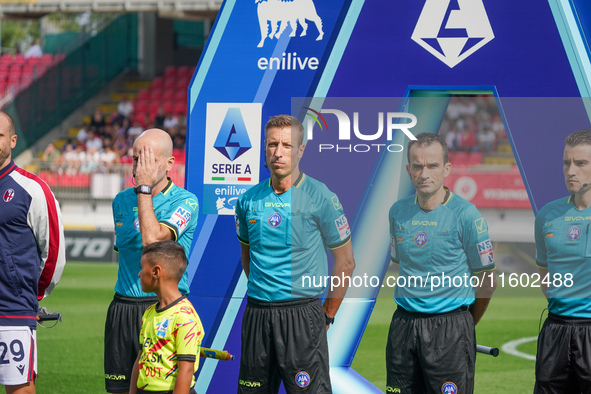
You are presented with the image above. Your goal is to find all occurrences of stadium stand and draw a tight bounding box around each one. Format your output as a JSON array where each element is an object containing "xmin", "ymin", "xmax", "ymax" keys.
[{"xmin": 32, "ymin": 65, "xmax": 192, "ymax": 202}]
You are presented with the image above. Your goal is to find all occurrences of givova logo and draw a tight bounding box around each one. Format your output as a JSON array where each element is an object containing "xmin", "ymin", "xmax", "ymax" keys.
[
  {"xmin": 255, "ymin": 0, "xmax": 324, "ymax": 47},
  {"xmin": 411, "ymin": 0, "xmax": 494, "ymax": 68}
]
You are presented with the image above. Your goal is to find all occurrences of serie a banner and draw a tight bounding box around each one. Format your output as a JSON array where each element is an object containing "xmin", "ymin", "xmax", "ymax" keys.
[{"xmin": 183, "ymin": 0, "xmax": 591, "ymax": 392}]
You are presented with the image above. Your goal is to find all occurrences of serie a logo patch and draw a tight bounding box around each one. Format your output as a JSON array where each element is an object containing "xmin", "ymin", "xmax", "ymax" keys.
[{"xmin": 295, "ymin": 371, "xmax": 310, "ymax": 388}]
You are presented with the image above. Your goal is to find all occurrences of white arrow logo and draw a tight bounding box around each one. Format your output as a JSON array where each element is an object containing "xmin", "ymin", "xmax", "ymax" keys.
[{"xmin": 411, "ymin": 0, "xmax": 494, "ymax": 68}]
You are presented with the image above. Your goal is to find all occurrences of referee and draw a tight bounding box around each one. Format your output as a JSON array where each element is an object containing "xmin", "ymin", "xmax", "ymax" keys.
[
  {"xmin": 387, "ymin": 132, "xmax": 497, "ymax": 393},
  {"xmin": 234, "ymin": 115, "xmax": 355, "ymax": 393},
  {"xmin": 535, "ymin": 129, "xmax": 591, "ymax": 393}
]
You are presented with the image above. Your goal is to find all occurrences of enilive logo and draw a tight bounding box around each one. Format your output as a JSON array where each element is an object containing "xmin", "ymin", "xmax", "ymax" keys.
[
  {"xmin": 304, "ymin": 107, "xmax": 417, "ymax": 153},
  {"xmin": 411, "ymin": 0, "xmax": 494, "ymax": 68},
  {"xmin": 255, "ymin": 0, "xmax": 324, "ymax": 71},
  {"xmin": 255, "ymin": 0, "xmax": 324, "ymax": 47}
]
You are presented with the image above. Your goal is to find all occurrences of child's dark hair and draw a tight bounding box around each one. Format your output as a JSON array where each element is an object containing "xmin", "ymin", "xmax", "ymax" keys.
[{"xmin": 142, "ymin": 240, "xmax": 187, "ymax": 282}]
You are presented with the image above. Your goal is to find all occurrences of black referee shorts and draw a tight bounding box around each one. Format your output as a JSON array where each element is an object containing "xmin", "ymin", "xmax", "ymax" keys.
[
  {"xmin": 386, "ymin": 306, "xmax": 476, "ymax": 394},
  {"xmin": 238, "ymin": 297, "xmax": 331, "ymax": 393},
  {"xmin": 104, "ymin": 293, "xmax": 158, "ymax": 393},
  {"xmin": 535, "ymin": 313, "xmax": 591, "ymax": 394}
]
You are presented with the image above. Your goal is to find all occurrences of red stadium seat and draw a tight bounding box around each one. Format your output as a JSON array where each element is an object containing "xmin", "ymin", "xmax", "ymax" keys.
[
  {"xmin": 137, "ymin": 88, "xmax": 150, "ymax": 101},
  {"xmin": 163, "ymin": 102, "xmax": 173, "ymax": 114},
  {"xmin": 163, "ymin": 78, "xmax": 176, "ymax": 89},
  {"xmin": 175, "ymin": 77, "xmax": 190, "ymax": 89},
  {"xmin": 14, "ymin": 55, "xmax": 25, "ymax": 65},
  {"xmin": 135, "ymin": 100, "xmax": 149, "ymax": 113},
  {"xmin": 173, "ymin": 149, "xmax": 185, "ymax": 164},
  {"xmin": 40, "ymin": 54, "xmax": 53, "ymax": 64},
  {"xmin": 27, "ymin": 57, "xmax": 40, "ymax": 65},
  {"xmin": 164, "ymin": 66, "xmax": 176, "ymax": 78},
  {"xmin": 468, "ymin": 152, "xmax": 483, "ymax": 165},
  {"xmin": 163, "ymin": 89, "xmax": 175, "ymax": 101},
  {"xmin": 177, "ymin": 66, "xmax": 190, "ymax": 78},
  {"xmin": 174, "ymin": 102, "xmax": 187, "ymax": 115},
  {"xmin": 9, "ymin": 64, "xmax": 21, "ymax": 74},
  {"xmin": 174, "ymin": 90, "xmax": 187, "ymax": 101},
  {"xmin": 149, "ymin": 89, "xmax": 163, "ymax": 100},
  {"xmin": 453, "ymin": 151, "xmax": 468, "ymax": 165},
  {"xmin": 0, "ymin": 54, "xmax": 13, "ymax": 64},
  {"xmin": 148, "ymin": 101, "xmax": 160, "ymax": 114},
  {"xmin": 151, "ymin": 77, "xmax": 163, "ymax": 89}
]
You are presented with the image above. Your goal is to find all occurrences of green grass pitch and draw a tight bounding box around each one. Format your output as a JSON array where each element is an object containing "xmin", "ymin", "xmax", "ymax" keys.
[{"xmin": 1, "ymin": 263, "xmax": 546, "ymax": 393}]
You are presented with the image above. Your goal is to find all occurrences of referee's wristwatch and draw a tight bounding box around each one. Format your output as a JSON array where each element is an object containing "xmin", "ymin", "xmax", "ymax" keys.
[
  {"xmin": 325, "ymin": 313, "xmax": 335, "ymax": 326},
  {"xmin": 135, "ymin": 184, "xmax": 152, "ymax": 195}
]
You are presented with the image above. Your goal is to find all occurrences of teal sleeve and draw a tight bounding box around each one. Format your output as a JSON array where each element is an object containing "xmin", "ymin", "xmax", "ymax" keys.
[
  {"xmin": 235, "ymin": 196, "xmax": 249, "ymax": 245},
  {"xmin": 462, "ymin": 205, "xmax": 495, "ymax": 272},
  {"xmin": 534, "ymin": 211, "xmax": 548, "ymax": 268},
  {"xmin": 319, "ymin": 192, "xmax": 351, "ymax": 249}
]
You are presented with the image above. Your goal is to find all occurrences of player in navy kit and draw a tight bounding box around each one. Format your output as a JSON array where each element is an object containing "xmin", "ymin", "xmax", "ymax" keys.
[
  {"xmin": 235, "ymin": 115, "xmax": 355, "ymax": 393},
  {"xmin": 387, "ymin": 132, "xmax": 497, "ymax": 393},
  {"xmin": 535, "ymin": 129, "xmax": 591, "ymax": 393},
  {"xmin": 0, "ymin": 110, "xmax": 66, "ymax": 394}
]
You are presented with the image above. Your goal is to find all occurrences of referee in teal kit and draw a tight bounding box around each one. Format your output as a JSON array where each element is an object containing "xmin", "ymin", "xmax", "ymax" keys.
[
  {"xmin": 234, "ymin": 115, "xmax": 355, "ymax": 393},
  {"xmin": 535, "ymin": 129, "xmax": 591, "ymax": 393},
  {"xmin": 387, "ymin": 132, "xmax": 497, "ymax": 393}
]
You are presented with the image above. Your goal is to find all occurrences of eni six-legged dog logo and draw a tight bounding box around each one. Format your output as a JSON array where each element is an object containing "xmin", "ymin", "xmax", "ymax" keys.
[{"xmin": 255, "ymin": 0, "xmax": 324, "ymax": 47}]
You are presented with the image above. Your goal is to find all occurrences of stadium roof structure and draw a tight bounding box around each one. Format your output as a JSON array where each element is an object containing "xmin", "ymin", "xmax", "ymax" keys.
[{"xmin": 0, "ymin": 0, "xmax": 221, "ymax": 19}]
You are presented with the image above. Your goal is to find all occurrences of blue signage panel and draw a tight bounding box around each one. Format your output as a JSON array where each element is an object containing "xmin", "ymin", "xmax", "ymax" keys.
[{"xmin": 186, "ymin": 0, "xmax": 591, "ymax": 392}]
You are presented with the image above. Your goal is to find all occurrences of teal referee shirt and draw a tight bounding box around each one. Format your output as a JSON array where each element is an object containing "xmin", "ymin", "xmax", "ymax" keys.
[
  {"xmin": 389, "ymin": 188, "xmax": 495, "ymax": 314},
  {"xmin": 535, "ymin": 195, "xmax": 591, "ymax": 318},
  {"xmin": 112, "ymin": 179, "xmax": 199, "ymax": 297},
  {"xmin": 235, "ymin": 173, "xmax": 351, "ymax": 301}
]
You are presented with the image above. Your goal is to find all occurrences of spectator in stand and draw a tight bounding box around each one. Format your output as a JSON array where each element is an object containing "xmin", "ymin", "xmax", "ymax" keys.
[
  {"xmin": 99, "ymin": 145, "xmax": 118, "ymax": 169},
  {"xmin": 445, "ymin": 127, "xmax": 458, "ymax": 152},
  {"xmin": 117, "ymin": 95, "xmax": 134, "ymax": 121},
  {"xmin": 77, "ymin": 126, "xmax": 89, "ymax": 144},
  {"xmin": 458, "ymin": 128, "xmax": 478, "ymax": 152},
  {"xmin": 120, "ymin": 147, "xmax": 133, "ymax": 165},
  {"xmin": 113, "ymin": 135, "xmax": 129, "ymax": 158},
  {"xmin": 81, "ymin": 147, "xmax": 99, "ymax": 174},
  {"xmin": 64, "ymin": 145, "xmax": 85, "ymax": 175},
  {"xmin": 173, "ymin": 126, "xmax": 187, "ymax": 150},
  {"xmin": 477, "ymin": 124, "xmax": 497, "ymax": 153},
  {"xmin": 127, "ymin": 120, "xmax": 143, "ymax": 140},
  {"xmin": 86, "ymin": 130, "xmax": 103, "ymax": 151},
  {"xmin": 163, "ymin": 112, "xmax": 179, "ymax": 131},
  {"xmin": 139, "ymin": 113, "xmax": 153, "ymax": 129},
  {"xmin": 154, "ymin": 106, "xmax": 166, "ymax": 129},
  {"xmin": 24, "ymin": 40, "xmax": 43, "ymax": 59},
  {"xmin": 42, "ymin": 143, "xmax": 61, "ymax": 171},
  {"xmin": 90, "ymin": 107, "xmax": 107, "ymax": 131}
]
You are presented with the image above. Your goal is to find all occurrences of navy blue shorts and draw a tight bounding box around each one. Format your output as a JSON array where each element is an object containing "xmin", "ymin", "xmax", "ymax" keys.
[
  {"xmin": 386, "ymin": 306, "xmax": 476, "ymax": 394},
  {"xmin": 535, "ymin": 313, "xmax": 591, "ymax": 394},
  {"xmin": 104, "ymin": 293, "xmax": 158, "ymax": 393},
  {"xmin": 238, "ymin": 297, "xmax": 331, "ymax": 393}
]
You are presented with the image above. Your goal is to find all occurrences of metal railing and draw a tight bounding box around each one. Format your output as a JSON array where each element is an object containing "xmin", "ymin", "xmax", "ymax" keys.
[{"xmin": 30, "ymin": 160, "xmax": 185, "ymax": 203}]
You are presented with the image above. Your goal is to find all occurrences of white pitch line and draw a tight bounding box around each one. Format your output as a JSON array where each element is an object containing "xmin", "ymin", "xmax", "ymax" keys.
[{"xmin": 500, "ymin": 336, "xmax": 538, "ymax": 361}]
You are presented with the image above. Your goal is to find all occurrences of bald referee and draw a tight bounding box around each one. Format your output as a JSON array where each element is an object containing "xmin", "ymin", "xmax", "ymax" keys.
[
  {"xmin": 104, "ymin": 129, "xmax": 199, "ymax": 394},
  {"xmin": 234, "ymin": 115, "xmax": 355, "ymax": 393},
  {"xmin": 535, "ymin": 129, "xmax": 591, "ymax": 393}
]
